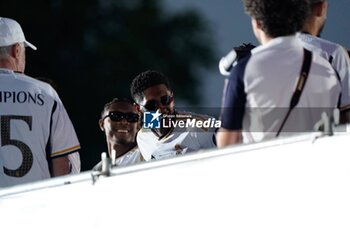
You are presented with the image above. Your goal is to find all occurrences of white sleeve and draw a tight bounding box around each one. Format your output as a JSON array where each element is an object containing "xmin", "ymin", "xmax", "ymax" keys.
[
  {"xmin": 196, "ymin": 129, "xmax": 217, "ymax": 149},
  {"xmin": 68, "ymin": 152, "xmax": 81, "ymax": 173},
  {"xmin": 136, "ymin": 130, "xmax": 152, "ymax": 161},
  {"xmin": 333, "ymin": 45, "xmax": 350, "ymax": 109},
  {"xmin": 49, "ymin": 90, "xmax": 81, "ymax": 158},
  {"xmin": 191, "ymin": 114, "xmax": 217, "ymax": 149}
]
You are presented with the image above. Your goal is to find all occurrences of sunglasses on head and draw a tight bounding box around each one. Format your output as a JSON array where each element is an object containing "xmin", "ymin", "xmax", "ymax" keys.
[
  {"xmin": 103, "ymin": 111, "xmax": 139, "ymax": 123},
  {"xmin": 142, "ymin": 95, "xmax": 174, "ymax": 111}
]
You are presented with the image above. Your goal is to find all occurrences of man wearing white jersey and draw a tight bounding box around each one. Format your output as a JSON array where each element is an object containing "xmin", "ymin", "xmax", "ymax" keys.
[
  {"xmin": 217, "ymin": 0, "xmax": 341, "ymax": 147},
  {"xmin": 0, "ymin": 17, "xmax": 81, "ymax": 187},
  {"xmin": 298, "ymin": 0, "xmax": 350, "ymax": 120},
  {"xmin": 93, "ymin": 98, "xmax": 142, "ymax": 170},
  {"xmin": 130, "ymin": 70, "xmax": 217, "ymax": 161}
]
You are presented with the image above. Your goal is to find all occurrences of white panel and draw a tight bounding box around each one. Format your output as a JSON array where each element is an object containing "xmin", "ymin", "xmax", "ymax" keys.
[{"xmin": 1, "ymin": 132, "xmax": 349, "ymax": 233}]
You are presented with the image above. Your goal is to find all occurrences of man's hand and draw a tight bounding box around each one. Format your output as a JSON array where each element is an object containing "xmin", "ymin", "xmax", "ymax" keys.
[{"xmin": 219, "ymin": 43, "xmax": 256, "ymax": 76}]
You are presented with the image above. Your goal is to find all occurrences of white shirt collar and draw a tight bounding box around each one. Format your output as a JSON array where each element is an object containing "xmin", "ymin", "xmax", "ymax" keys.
[{"xmin": 252, "ymin": 34, "xmax": 302, "ymax": 54}]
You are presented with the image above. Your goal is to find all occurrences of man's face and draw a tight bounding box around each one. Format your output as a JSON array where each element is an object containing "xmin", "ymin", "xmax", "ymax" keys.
[
  {"xmin": 139, "ymin": 84, "xmax": 175, "ymax": 115},
  {"xmin": 100, "ymin": 102, "xmax": 139, "ymax": 145}
]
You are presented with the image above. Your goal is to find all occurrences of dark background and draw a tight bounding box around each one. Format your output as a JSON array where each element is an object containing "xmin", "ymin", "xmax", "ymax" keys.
[
  {"xmin": 3, "ymin": 0, "xmax": 349, "ymax": 170},
  {"xmin": 0, "ymin": 0, "xmax": 217, "ymax": 170}
]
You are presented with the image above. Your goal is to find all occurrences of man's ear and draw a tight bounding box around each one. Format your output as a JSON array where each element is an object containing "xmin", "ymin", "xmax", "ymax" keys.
[
  {"xmin": 313, "ymin": 1, "xmax": 327, "ymax": 17},
  {"xmin": 98, "ymin": 119, "xmax": 105, "ymax": 131},
  {"xmin": 11, "ymin": 43, "xmax": 22, "ymax": 59},
  {"xmin": 320, "ymin": 1, "xmax": 328, "ymax": 18},
  {"xmin": 252, "ymin": 18, "xmax": 262, "ymax": 29}
]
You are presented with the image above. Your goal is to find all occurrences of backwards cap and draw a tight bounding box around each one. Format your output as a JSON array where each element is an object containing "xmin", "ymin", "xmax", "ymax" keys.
[{"xmin": 0, "ymin": 17, "xmax": 37, "ymax": 50}]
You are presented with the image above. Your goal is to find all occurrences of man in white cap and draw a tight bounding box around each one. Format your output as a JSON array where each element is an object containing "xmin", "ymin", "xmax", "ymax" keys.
[
  {"xmin": 298, "ymin": 0, "xmax": 350, "ymax": 122},
  {"xmin": 0, "ymin": 17, "xmax": 81, "ymax": 187}
]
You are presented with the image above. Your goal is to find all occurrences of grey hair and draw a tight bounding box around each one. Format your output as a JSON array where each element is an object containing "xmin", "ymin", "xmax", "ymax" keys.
[
  {"xmin": 0, "ymin": 43, "xmax": 25, "ymax": 60},
  {"xmin": 0, "ymin": 45, "xmax": 12, "ymax": 60}
]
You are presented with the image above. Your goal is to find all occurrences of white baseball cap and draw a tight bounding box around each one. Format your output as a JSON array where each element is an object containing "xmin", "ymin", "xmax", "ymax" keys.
[{"xmin": 0, "ymin": 17, "xmax": 37, "ymax": 50}]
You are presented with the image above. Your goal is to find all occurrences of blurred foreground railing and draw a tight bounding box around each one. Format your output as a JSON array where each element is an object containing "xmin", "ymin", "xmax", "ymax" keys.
[{"xmin": 0, "ymin": 126, "xmax": 349, "ymax": 233}]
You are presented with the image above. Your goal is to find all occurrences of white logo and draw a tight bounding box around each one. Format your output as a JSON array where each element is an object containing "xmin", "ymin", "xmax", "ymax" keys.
[{"xmin": 143, "ymin": 110, "xmax": 162, "ymax": 129}]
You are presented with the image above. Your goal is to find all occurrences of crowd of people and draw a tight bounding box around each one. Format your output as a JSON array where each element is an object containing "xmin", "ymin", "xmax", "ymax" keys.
[{"xmin": 1, "ymin": 0, "xmax": 350, "ymax": 187}]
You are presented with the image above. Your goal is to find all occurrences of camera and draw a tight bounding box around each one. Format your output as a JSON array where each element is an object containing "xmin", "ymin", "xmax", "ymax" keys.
[{"xmin": 219, "ymin": 43, "xmax": 256, "ymax": 76}]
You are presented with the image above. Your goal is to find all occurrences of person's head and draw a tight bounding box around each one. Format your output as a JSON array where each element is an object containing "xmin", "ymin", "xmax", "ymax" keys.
[
  {"xmin": 304, "ymin": 0, "xmax": 328, "ymax": 37},
  {"xmin": 243, "ymin": 0, "xmax": 309, "ymax": 43},
  {"xmin": 130, "ymin": 70, "xmax": 175, "ymax": 115},
  {"xmin": 0, "ymin": 17, "xmax": 37, "ymax": 73},
  {"xmin": 99, "ymin": 98, "xmax": 140, "ymax": 148}
]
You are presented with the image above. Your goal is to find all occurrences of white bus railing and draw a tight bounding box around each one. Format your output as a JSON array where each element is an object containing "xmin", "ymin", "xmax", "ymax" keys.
[{"xmin": 1, "ymin": 127, "xmax": 349, "ymax": 233}]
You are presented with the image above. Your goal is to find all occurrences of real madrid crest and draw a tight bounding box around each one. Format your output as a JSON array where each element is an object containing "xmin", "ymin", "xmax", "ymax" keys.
[{"xmin": 174, "ymin": 144, "xmax": 184, "ymax": 155}]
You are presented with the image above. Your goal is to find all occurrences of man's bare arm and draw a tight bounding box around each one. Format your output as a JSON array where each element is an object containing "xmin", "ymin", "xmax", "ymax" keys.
[
  {"xmin": 50, "ymin": 156, "xmax": 70, "ymax": 177},
  {"xmin": 216, "ymin": 128, "xmax": 243, "ymax": 148}
]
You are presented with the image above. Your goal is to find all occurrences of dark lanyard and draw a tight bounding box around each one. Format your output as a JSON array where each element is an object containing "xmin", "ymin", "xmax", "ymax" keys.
[{"xmin": 276, "ymin": 49, "xmax": 312, "ymax": 137}]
